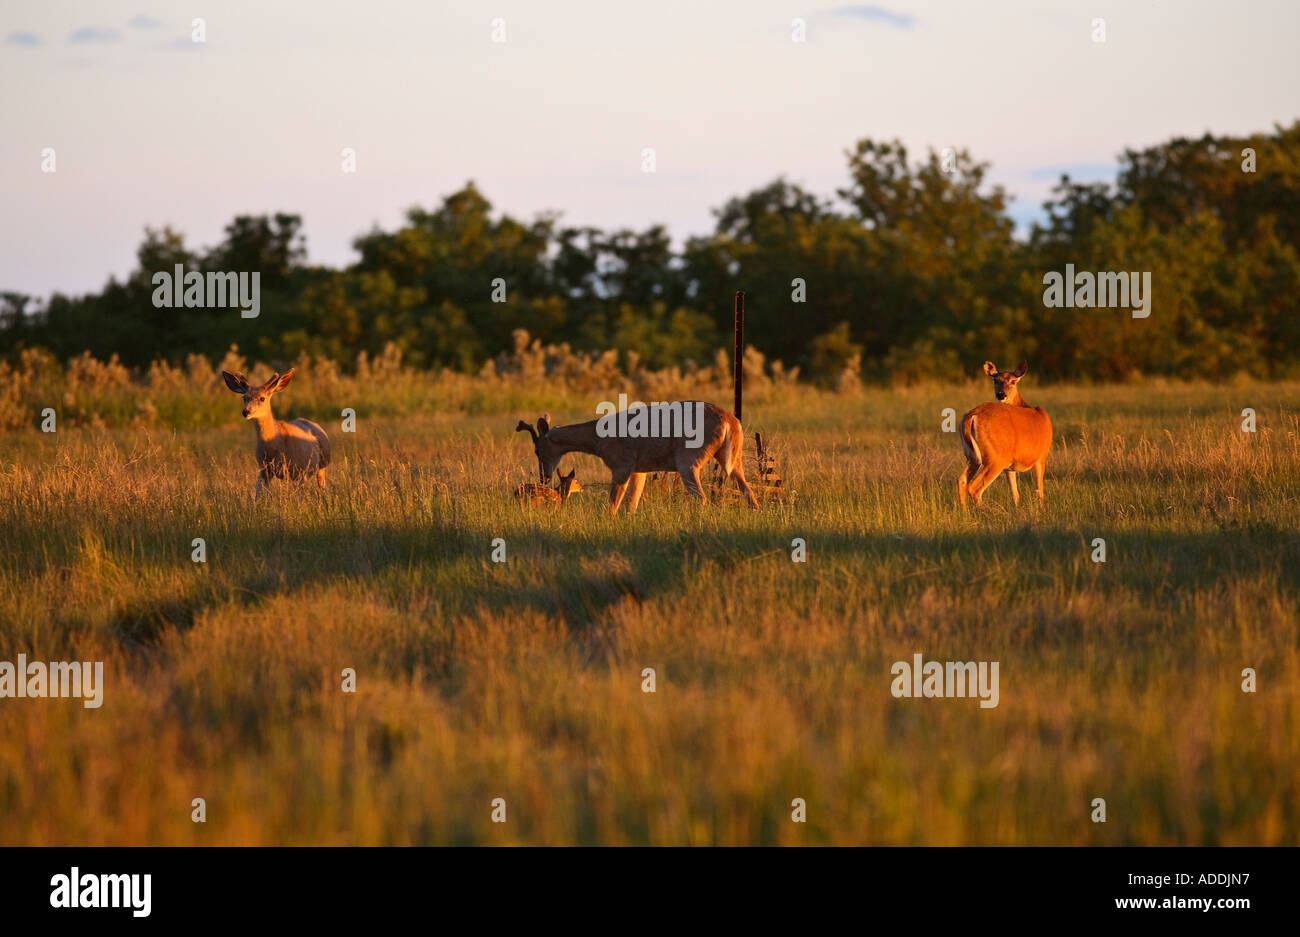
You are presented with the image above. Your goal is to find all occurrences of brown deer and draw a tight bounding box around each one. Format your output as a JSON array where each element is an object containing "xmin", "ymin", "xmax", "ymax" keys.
[
  {"xmin": 515, "ymin": 401, "xmax": 759, "ymax": 514},
  {"xmin": 514, "ymin": 468, "xmax": 583, "ymax": 507},
  {"xmin": 958, "ymin": 360, "xmax": 1052, "ymax": 508},
  {"xmin": 221, "ymin": 368, "xmax": 330, "ymax": 498}
]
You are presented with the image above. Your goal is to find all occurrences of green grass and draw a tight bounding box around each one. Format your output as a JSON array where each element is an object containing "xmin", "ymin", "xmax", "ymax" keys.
[{"xmin": 1, "ymin": 377, "xmax": 1298, "ymax": 844}]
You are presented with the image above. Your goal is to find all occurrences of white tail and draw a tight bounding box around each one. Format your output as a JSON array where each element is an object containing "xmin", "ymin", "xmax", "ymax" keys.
[
  {"xmin": 221, "ymin": 368, "xmax": 330, "ymax": 498},
  {"xmin": 515, "ymin": 401, "xmax": 758, "ymax": 514}
]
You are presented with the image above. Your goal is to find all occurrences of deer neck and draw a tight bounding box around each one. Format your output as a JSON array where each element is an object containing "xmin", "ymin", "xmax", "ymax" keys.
[
  {"xmin": 251, "ymin": 409, "xmax": 281, "ymax": 445},
  {"xmin": 1005, "ymin": 391, "xmax": 1030, "ymax": 408},
  {"xmin": 545, "ymin": 421, "xmax": 601, "ymax": 457}
]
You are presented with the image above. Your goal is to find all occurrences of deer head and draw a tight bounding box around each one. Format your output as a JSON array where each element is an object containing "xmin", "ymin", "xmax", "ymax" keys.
[
  {"xmin": 515, "ymin": 414, "xmax": 557, "ymax": 483},
  {"xmin": 982, "ymin": 360, "xmax": 1028, "ymax": 406},
  {"xmin": 223, "ymin": 368, "xmax": 294, "ymax": 420},
  {"xmin": 557, "ymin": 467, "xmax": 582, "ymax": 500}
]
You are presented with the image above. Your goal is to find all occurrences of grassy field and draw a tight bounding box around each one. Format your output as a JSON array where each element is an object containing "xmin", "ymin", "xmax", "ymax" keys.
[{"xmin": 2, "ymin": 359, "xmax": 1299, "ymax": 845}]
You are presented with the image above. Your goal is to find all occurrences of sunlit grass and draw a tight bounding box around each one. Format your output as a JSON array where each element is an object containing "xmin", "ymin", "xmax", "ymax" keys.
[{"xmin": 1, "ymin": 375, "xmax": 1298, "ymax": 844}]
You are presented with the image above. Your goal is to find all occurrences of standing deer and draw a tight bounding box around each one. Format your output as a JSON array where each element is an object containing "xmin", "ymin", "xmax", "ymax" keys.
[
  {"xmin": 221, "ymin": 368, "xmax": 330, "ymax": 498},
  {"xmin": 514, "ymin": 467, "xmax": 583, "ymax": 507},
  {"xmin": 958, "ymin": 360, "xmax": 1052, "ymax": 508},
  {"xmin": 514, "ymin": 401, "xmax": 759, "ymax": 514}
]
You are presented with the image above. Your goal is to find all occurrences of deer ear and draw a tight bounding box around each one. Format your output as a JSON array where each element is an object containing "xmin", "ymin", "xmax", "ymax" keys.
[
  {"xmin": 273, "ymin": 368, "xmax": 295, "ymax": 393},
  {"xmin": 537, "ymin": 414, "xmax": 551, "ymax": 435},
  {"xmin": 983, "ymin": 361, "xmax": 998, "ymax": 377},
  {"xmin": 1013, "ymin": 360, "xmax": 1028, "ymax": 377},
  {"xmin": 221, "ymin": 370, "xmax": 248, "ymax": 393}
]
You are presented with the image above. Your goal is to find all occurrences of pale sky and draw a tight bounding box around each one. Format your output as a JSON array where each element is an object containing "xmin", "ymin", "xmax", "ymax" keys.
[{"xmin": 2, "ymin": 0, "xmax": 1297, "ymax": 298}]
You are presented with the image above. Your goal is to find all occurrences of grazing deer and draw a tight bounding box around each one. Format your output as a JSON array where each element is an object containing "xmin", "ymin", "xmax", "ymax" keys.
[
  {"xmin": 221, "ymin": 368, "xmax": 330, "ymax": 498},
  {"xmin": 514, "ymin": 468, "xmax": 583, "ymax": 507},
  {"xmin": 958, "ymin": 360, "xmax": 1052, "ymax": 508},
  {"xmin": 515, "ymin": 402, "xmax": 759, "ymax": 514}
]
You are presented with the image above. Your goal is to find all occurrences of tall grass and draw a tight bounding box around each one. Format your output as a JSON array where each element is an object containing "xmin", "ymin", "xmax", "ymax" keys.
[{"xmin": 1, "ymin": 350, "xmax": 1297, "ymax": 844}]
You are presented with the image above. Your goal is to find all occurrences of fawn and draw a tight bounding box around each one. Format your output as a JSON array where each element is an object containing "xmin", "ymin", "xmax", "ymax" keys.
[
  {"xmin": 513, "ymin": 467, "xmax": 583, "ymax": 507},
  {"xmin": 221, "ymin": 368, "xmax": 330, "ymax": 498},
  {"xmin": 515, "ymin": 402, "xmax": 758, "ymax": 514},
  {"xmin": 958, "ymin": 360, "xmax": 1053, "ymax": 508}
]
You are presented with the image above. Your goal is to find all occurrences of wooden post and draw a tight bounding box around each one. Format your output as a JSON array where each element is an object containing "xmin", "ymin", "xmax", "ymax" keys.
[{"xmin": 733, "ymin": 290, "xmax": 744, "ymax": 421}]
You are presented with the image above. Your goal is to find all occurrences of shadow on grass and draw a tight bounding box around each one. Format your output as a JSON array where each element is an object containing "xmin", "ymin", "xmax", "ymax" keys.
[{"xmin": 30, "ymin": 510, "xmax": 1293, "ymax": 651}]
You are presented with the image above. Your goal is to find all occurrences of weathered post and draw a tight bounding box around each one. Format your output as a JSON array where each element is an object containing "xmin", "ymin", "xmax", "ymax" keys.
[{"xmin": 733, "ymin": 290, "xmax": 744, "ymax": 422}]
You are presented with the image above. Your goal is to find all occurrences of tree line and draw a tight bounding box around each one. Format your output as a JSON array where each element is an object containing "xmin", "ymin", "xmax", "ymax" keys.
[{"xmin": 3, "ymin": 122, "xmax": 1297, "ymax": 383}]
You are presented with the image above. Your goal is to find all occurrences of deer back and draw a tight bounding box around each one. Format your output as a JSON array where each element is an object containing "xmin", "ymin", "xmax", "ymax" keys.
[
  {"xmin": 514, "ymin": 483, "xmax": 562, "ymax": 507},
  {"xmin": 542, "ymin": 401, "xmax": 736, "ymax": 473},
  {"xmin": 965, "ymin": 401, "xmax": 1052, "ymax": 469}
]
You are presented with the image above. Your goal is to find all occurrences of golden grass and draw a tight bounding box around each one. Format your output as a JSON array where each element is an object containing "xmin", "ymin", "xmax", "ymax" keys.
[{"xmin": 1, "ymin": 367, "xmax": 1298, "ymax": 844}]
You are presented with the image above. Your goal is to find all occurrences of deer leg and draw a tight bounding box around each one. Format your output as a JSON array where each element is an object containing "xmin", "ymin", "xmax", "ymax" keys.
[
  {"xmin": 625, "ymin": 472, "xmax": 648, "ymax": 514},
  {"xmin": 316, "ymin": 467, "xmax": 327, "ymax": 490},
  {"xmin": 255, "ymin": 468, "xmax": 269, "ymax": 500},
  {"xmin": 967, "ymin": 462, "xmax": 1004, "ymax": 507},
  {"xmin": 1006, "ymin": 469, "xmax": 1020, "ymax": 507},
  {"xmin": 677, "ymin": 469, "xmax": 706, "ymax": 503},
  {"xmin": 959, "ymin": 454, "xmax": 984, "ymax": 509},
  {"xmin": 677, "ymin": 453, "xmax": 707, "ymax": 504},
  {"xmin": 733, "ymin": 468, "xmax": 758, "ymax": 509},
  {"xmin": 718, "ymin": 440, "xmax": 759, "ymax": 510},
  {"xmin": 1033, "ymin": 458, "xmax": 1046, "ymax": 502},
  {"xmin": 687, "ymin": 466, "xmax": 707, "ymax": 503},
  {"xmin": 609, "ymin": 466, "xmax": 633, "ymax": 514}
]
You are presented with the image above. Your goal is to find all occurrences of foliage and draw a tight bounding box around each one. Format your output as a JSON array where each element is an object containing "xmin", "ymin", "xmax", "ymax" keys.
[{"xmin": 4, "ymin": 124, "xmax": 1299, "ymax": 384}]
